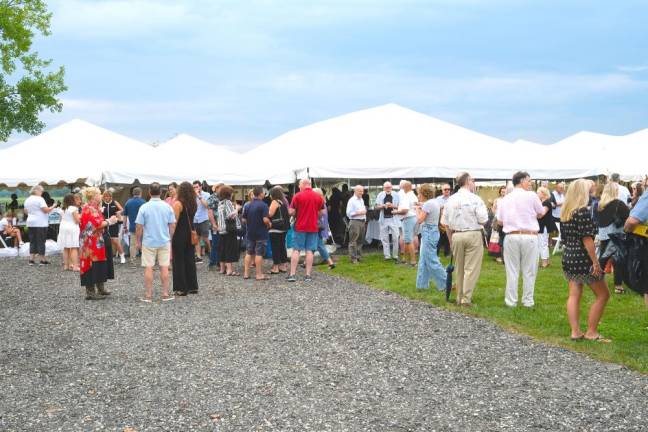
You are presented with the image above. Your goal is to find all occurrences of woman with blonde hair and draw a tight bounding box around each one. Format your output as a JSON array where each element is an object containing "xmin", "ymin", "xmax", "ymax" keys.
[
  {"xmin": 415, "ymin": 183, "xmax": 446, "ymax": 291},
  {"xmin": 536, "ymin": 187, "xmax": 557, "ymax": 268},
  {"xmin": 596, "ymin": 182, "xmax": 629, "ymax": 294},
  {"xmin": 560, "ymin": 179, "xmax": 610, "ymax": 342},
  {"xmin": 79, "ymin": 187, "xmax": 119, "ymax": 300}
]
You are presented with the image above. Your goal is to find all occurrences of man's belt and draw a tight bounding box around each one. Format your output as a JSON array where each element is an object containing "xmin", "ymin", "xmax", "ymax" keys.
[{"xmin": 508, "ymin": 230, "xmax": 538, "ymax": 235}]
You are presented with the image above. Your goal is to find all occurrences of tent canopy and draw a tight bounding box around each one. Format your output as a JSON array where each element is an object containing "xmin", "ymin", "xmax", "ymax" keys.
[
  {"xmin": 0, "ymin": 119, "xmax": 155, "ymax": 187},
  {"xmin": 249, "ymin": 104, "xmax": 600, "ymax": 180}
]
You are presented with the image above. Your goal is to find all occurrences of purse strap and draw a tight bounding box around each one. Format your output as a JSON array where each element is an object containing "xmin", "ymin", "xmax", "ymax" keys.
[{"xmin": 184, "ymin": 205, "xmax": 195, "ymax": 230}]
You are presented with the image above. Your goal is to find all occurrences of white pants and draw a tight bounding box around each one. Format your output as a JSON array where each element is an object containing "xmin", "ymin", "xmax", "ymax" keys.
[
  {"xmin": 379, "ymin": 218, "xmax": 400, "ymax": 259},
  {"xmin": 503, "ymin": 234, "xmax": 539, "ymax": 307},
  {"xmin": 538, "ymin": 230, "xmax": 549, "ymax": 260}
]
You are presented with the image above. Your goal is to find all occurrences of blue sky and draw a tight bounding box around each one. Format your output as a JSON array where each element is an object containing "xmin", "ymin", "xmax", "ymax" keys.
[{"xmin": 5, "ymin": 0, "xmax": 648, "ymax": 150}]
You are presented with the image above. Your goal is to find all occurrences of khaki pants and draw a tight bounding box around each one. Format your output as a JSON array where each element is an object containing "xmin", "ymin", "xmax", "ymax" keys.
[
  {"xmin": 129, "ymin": 233, "xmax": 139, "ymax": 263},
  {"xmin": 348, "ymin": 220, "xmax": 366, "ymax": 260},
  {"xmin": 450, "ymin": 230, "xmax": 484, "ymax": 305}
]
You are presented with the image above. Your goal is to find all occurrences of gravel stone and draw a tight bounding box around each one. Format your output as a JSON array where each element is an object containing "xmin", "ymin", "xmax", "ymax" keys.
[{"xmin": 0, "ymin": 255, "xmax": 646, "ymax": 431}]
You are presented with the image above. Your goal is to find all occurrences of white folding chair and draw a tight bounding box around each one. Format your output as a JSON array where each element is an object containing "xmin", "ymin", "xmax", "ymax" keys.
[
  {"xmin": 0, "ymin": 235, "xmax": 10, "ymax": 249},
  {"xmin": 552, "ymin": 222, "xmax": 562, "ymax": 255}
]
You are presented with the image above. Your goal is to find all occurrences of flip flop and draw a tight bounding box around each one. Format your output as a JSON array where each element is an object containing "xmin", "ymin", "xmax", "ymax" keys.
[
  {"xmin": 139, "ymin": 298, "xmax": 153, "ymax": 303},
  {"xmin": 227, "ymin": 272, "xmax": 240, "ymax": 276},
  {"xmin": 585, "ymin": 335, "xmax": 612, "ymax": 343},
  {"xmin": 162, "ymin": 296, "xmax": 175, "ymax": 302},
  {"xmin": 243, "ymin": 276, "xmax": 250, "ymax": 280},
  {"xmin": 570, "ymin": 335, "xmax": 585, "ymax": 341},
  {"xmin": 256, "ymin": 276, "xmax": 271, "ymax": 281},
  {"xmin": 267, "ymin": 270, "xmax": 280, "ymax": 274}
]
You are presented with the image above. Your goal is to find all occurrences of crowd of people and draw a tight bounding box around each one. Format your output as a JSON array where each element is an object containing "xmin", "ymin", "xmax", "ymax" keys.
[{"xmin": 2, "ymin": 172, "xmax": 647, "ymax": 341}]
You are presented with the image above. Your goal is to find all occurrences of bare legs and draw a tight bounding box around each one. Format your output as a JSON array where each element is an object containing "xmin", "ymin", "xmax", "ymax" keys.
[
  {"xmin": 566, "ymin": 280, "xmax": 610, "ymax": 339},
  {"xmin": 290, "ymin": 250, "xmax": 313, "ymax": 276}
]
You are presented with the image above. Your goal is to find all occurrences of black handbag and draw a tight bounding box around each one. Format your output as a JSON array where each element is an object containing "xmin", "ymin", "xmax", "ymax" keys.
[{"xmin": 271, "ymin": 201, "xmax": 289, "ymax": 231}]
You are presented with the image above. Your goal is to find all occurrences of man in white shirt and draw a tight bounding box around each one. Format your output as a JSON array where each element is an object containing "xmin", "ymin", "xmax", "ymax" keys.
[
  {"xmin": 440, "ymin": 172, "xmax": 488, "ymax": 306},
  {"xmin": 496, "ymin": 171, "xmax": 545, "ymax": 308},
  {"xmin": 551, "ymin": 182, "xmax": 565, "ymax": 222},
  {"xmin": 396, "ymin": 180, "xmax": 418, "ymax": 266},
  {"xmin": 346, "ymin": 185, "xmax": 367, "ymax": 264},
  {"xmin": 610, "ymin": 173, "xmax": 631, "ymax": 205},
  {"xmin": 374, "ymin": 181, "xmax": 400, "ymax": 261}
]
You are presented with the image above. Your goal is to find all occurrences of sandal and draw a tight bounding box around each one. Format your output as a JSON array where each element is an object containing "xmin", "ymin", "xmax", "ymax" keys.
[
  {"xmin": 227, "ymin": 272, "xmax": 240, "ymax": 276},
  {"xmin": 267, "ymin": 270, "xmax": 280, "ymax": 275},
  {"xmin": 585, "ymin": 334, "xmax": 612, "ymax": 343},
  {"xmin": 162, "ymin": 295, "xmax": 175, "ymax": 301},
  {"xmin": 614, "ymin": 286, "xmax": 625, "ymax": 294},
  {"xmin": 570, "ymin": 334, "xmax": 585, "ymax": 341},
  {"xmin": 256, "ymin": 276, "xmax": 270, "ymax": 281},
  {"xmin": 243, "ymin": 276, "xmax": 250, "ymax": 280},
  {"xmin": 139, "ymin": 298, "xmax": 153, "ymax": 303}
]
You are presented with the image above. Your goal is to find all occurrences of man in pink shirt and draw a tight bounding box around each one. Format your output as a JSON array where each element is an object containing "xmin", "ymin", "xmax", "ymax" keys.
[{"xmin": 496, "ymin": 171, "xmax": 545, "ymax": 307}]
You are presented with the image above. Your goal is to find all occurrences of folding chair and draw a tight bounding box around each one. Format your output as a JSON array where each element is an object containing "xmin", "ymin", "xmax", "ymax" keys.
[{"xmin": 552, "ymin": 222, "xmax": 562, "ymax": 255}]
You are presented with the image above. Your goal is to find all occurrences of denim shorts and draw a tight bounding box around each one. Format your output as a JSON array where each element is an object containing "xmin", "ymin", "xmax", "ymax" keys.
[
  {"xmin": 292, "ymin": 231, "xmax": 318, "ymax": 251},
  {"xmin": 401, "ymin": 216, "xmax": 417, "ymax": 243},
  {"xmin": 246, "ymin": 239, "xmax": 267, "ymax": 256}
]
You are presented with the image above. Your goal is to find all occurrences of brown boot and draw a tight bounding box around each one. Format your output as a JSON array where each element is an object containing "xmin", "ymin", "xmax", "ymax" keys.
[{"xmin": 96, "ymin": 283, "xmax": 111, "ymax": 296}]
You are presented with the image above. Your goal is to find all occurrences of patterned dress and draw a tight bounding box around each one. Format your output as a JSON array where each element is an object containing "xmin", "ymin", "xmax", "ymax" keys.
[
  {"xmin": 79, "ymin": 204, "xmax": 114, "ymax": 287},
  {"xmin": 560, "ymin": 207, "xmax": 604, "ymax": 284}
]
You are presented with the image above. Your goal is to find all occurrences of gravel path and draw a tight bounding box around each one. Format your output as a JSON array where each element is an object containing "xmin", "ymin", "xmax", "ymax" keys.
[{"xmin": 0, "ymin": 255, "xmax": 646, "ymax": 431}]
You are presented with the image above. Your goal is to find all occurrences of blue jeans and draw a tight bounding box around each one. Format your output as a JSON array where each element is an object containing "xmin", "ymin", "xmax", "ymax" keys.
[
  {"xmin": 209, "ymin": 232, "xmax": 220, "ymax": 266},
  {"xmin": 317, "ymin": 236, "xmax": 330, "ymax": 261},
  {"xmin": 416, "ymin": 224, "xmax": 447, "ymax": 290}
]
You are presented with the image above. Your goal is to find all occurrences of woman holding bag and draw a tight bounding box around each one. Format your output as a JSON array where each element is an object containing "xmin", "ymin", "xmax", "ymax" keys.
[
  {"xmin": 268, "ymin": 186, "xmax": 290, "ymax": 274},
  {"xmin": 171, "ymin": 182, "xmax": 199, "ymax": 296},
  {"xmin": 217, "ymin": 185, "xmax": 241, "ymax": 276}
]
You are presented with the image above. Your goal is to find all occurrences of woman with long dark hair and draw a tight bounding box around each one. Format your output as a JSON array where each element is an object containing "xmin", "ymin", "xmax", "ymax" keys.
[
  {"xmin": 172, "ymin": 182, "xmax": 199, "ymax": 296},
  {"xmin": 268, "ymin": 186, "xmax": 290, "ymax": 273}
]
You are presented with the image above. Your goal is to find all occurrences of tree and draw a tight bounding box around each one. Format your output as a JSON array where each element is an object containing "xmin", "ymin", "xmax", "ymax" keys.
[{"xmin": 0, "ymin": 0, "xmax": 66, "ymax": 142}]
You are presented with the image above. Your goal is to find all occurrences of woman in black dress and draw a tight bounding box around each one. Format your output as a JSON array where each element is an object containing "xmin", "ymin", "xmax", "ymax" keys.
[
  {"xmin": 560, "ymin": 179, "xmax": 610, "ymax": 342},
  {"xmin": 102, "ymin": 190, "xmax": 126, "ymax": 264},
  {"xmin": 171, "ymin": 182, "xmax": 199, "ymax": 296},
  {"xmin": 217, "ymin": 185, "xmax": 241, "ymax": 276}
]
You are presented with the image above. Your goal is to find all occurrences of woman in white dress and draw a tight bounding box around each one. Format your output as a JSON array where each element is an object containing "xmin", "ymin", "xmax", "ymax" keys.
[{"xmin": 57, "ymin": 194, "xmax": 81, "ymax": 271}]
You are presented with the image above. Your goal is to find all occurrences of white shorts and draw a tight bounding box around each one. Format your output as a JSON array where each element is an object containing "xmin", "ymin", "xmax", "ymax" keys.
[{"xmin": 141, "ymin": 244, "xmax": 171, "ymax": 267}]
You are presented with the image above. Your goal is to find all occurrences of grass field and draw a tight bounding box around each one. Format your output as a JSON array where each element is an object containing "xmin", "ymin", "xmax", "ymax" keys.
[{"xmin": 319, "ymin": 251, "xmax": 648, "ymax": 373}]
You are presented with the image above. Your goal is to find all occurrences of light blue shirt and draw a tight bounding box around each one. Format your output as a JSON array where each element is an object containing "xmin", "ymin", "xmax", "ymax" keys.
[
  {"xmin": 194, "ymin": 190, "xmax": 210, "ymax": 223},
  {"xmin": 630, "ymin": 192, "xmax": 648, "ymax": 223},
  {"xmin": 135, "ymin": 197, "xmax": 176, "ymax": 248},
  {"xmin": 374, "ymin": 191, "xmax": 400, "ymax": 224}
]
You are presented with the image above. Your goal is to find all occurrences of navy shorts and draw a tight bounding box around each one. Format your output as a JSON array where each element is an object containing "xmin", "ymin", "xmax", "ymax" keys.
[{"xmin": 246, "ymin": 239, "xmax": 267, "ymax": 256}]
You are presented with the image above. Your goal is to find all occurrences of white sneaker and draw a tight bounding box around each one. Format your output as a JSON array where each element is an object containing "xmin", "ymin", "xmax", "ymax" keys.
[{"xmin": 120, "ymin": 254, "xmax": 126, "ymax": 264}]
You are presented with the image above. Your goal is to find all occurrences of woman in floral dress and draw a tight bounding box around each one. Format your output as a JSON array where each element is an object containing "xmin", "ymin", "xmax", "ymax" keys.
[{"xmin": 79, "ymin": 187, "xmax": 119, "ymax": 300}]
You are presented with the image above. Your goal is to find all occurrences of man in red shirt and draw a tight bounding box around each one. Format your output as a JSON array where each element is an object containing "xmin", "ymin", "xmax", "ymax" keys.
[{"xmin": 288, "ymin": 178, "xmax": 324, "ymax": 282}]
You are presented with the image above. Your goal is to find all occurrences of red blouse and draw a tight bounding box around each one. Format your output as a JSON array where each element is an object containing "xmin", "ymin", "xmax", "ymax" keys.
[{"xmin": 79, "ymin": 204, "xmax": 107, "ymax": 274}]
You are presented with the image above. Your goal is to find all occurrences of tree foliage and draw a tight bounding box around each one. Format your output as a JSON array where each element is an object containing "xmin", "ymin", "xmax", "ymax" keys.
[{"xmin": 0, "ymin": 0, "xmax": 66, "ymax": 141}]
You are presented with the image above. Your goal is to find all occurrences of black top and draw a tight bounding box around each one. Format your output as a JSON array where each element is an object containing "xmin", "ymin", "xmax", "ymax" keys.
[
  {"xmin": 597, "ymin": 199, "xmax": 629, "ymax": 228},
  {"xmin": 538, "ymin": 199, "xmax": 557, "ymax": 233},
  {"xmin": 102, "ymin": 200, "xmax": 119, "ymax": 219},
  {"xmin": 173, "ymin": 204, "xmax": 196, "ymax": 245}
]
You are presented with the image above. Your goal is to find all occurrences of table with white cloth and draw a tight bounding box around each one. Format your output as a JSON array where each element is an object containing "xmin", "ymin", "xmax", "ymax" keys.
[{"xmin": 365, "ymin": 220, "xmax": 381, "ymax": 243}]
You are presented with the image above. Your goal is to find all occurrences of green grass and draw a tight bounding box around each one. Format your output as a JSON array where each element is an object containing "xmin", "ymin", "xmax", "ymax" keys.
[{"xmin": 319, "ymin": 251, "xmax": 648, "ymax": 373}]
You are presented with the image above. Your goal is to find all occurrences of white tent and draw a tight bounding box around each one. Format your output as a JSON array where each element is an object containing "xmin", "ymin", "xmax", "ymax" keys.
[
  {"xmin": 247, "ymin": 104, "xmax": 600, "ymax": 180},
  {"xmin": 617, "ymin": 129, "xmax": 648, "ymax": 181},
  {"xmin": 0, "ymin": 119, "xmax": 155, "ymax": 187},
  {"xmin": 101, "ymin": 133, "xmax": 295, "ymax": 186}
]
